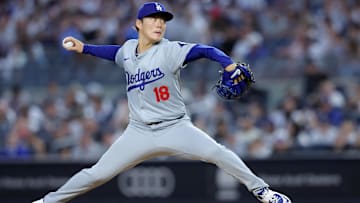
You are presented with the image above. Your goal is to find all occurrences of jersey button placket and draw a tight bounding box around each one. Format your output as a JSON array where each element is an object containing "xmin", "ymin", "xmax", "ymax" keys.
[
  {"xmin": 138, "ymin": 89, "xmax": 144, "ymax": 109},
  {"xmin": 134, "ymin": 63, "xmax": 144, "ymax": 110}
]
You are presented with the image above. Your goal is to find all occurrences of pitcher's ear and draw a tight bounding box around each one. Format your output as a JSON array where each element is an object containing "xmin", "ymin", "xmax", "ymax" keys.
[{"xmin": 135, "ymin": 19, "xmax": 142, "ymax": 32}]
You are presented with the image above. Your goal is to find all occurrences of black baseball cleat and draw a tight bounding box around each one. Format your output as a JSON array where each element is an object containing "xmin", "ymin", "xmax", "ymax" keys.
[{"xmin": 253, "ymin": 187, "xmax": 291, "ymax": 203}]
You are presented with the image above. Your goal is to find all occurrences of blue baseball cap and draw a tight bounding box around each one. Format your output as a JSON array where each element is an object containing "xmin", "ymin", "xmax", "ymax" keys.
[{"xmin": 137, "ymin": 2, "xmax": 173, "ymax": 21}]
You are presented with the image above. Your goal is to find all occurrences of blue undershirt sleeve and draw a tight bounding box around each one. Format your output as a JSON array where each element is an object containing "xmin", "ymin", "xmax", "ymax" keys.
[
  {"xmin": 82, "ymin": 44, "xmax": 121, "ymax": 61},
  {"xmin": 184, "ymin": 44, "xmax": 234, "ymax": 68}
]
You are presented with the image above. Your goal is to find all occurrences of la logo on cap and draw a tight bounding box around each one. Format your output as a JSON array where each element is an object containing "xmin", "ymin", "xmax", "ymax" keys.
[{"xmin": 155, "ymin": 3, "xmax": 163, "ymax": 11}]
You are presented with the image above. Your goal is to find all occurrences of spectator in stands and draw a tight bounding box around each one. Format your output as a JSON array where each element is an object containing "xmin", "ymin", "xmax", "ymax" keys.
[
  {"xmin": 314, "ymin": 80, "xmax": 345, "ymax": 126},
  {"xmin": 234, "ymin": 113, "xmax": 263, "ymax": 157},
  {"xmin": 72, "ymin": 131, "xmax": 103, "ymax": 160},
  {"xmin": 49, "ymin": 120, "xmax": 74, "ymax": 157},
  {"xmin": 297, "ymin": 113, "xmax": 338, "ymax": 149},
  {"xmin": 261, "ymin": 120, "xmax": 293, "ymax": 154},
  {"xmin": 334, "ymin": 119, "xmax": 359, "ymax": 151},
  {"xmin": 0, "ymin": 100, "xmax": 15, "ymax": 151},
  {"xmin": 213, "ymin": 119, "xmax": 236, "ymax": 152},
  {"xmin": 4, "ymin": 105, "xmax": 45, "ymax": 158}
]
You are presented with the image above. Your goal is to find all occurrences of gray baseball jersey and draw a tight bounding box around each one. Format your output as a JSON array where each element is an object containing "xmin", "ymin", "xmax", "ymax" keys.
[{"xmin": 115, "ymin": 38, "xmax": 195, "ymax": 124}]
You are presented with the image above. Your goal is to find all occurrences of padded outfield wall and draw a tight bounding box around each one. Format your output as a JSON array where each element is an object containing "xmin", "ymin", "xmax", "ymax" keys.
[{"xmin": 0, "ymin": 155, "xmax": 359, "ymax": 203}]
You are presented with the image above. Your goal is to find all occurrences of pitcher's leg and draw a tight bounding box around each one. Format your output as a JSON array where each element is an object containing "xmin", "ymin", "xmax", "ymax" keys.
[
  {"xmin": 160, "ymin": 120, "xmax": 268, "ymax": 191},
  {"xmin": 207, "ymin": 143, "xmax": 268, "ymax": 190},
  {"xmin": 44, "ymin": 125, "xmax": 159, "ymax": 203}
]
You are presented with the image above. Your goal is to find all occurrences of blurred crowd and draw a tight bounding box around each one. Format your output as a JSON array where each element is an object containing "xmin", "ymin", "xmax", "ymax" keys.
[{"xmin": 0, "ymin": 0, "xmax": 360, "ymax": 160}]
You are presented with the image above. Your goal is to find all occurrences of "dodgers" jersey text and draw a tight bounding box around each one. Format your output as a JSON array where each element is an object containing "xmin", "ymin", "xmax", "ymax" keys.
[{"xmin": 126, "ymin": 68, "xmax": 165, "ymax": 91}]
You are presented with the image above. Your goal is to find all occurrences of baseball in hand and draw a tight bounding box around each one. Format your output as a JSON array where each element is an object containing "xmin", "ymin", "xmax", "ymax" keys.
[{"xmin": 63, "ymin": 41, "xmax": 74, "ymax": 48}]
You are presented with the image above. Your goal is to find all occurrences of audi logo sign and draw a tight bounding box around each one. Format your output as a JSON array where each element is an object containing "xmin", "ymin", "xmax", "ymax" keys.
[{"xmin": 117, "ymin": 166, "xmax": 176, "ymax": 198}]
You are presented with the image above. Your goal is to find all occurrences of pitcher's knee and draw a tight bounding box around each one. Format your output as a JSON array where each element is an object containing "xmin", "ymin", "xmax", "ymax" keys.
[
  {"xmin": 82, "ymin": 167, "xmax": 110, "ymax": 184},
  {"xmin": 205, "ymin": 144, "xmax": 230, "ymax": 162}
]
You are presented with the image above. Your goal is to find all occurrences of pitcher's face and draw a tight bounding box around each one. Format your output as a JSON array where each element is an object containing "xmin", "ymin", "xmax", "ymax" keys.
[{"xmin": 137, "ymin": 15, "xmax": 166, "ymax": 43}]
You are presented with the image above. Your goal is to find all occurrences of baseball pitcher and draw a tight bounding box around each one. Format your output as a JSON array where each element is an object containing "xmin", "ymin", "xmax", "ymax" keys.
[{"xmin": 33, "ymin": 2, "xmax": 291, "ymax": 203}]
